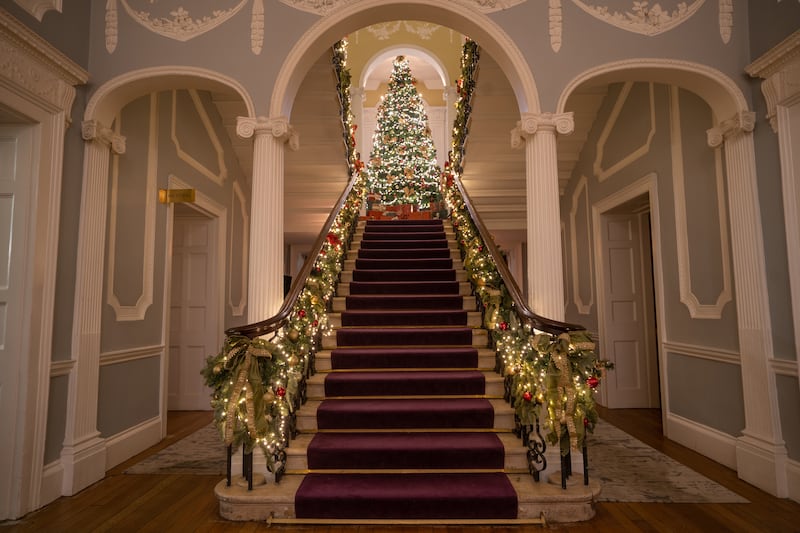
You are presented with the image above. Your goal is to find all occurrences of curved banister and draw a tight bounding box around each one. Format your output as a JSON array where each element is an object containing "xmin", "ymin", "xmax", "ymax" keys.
[
  {"xmin": 453, "ymin": 176, "xmax": 585, "ymax": 335},
  {"xmin": 225, "ymin": 174, "xmax": 357, "ymax": 339}
]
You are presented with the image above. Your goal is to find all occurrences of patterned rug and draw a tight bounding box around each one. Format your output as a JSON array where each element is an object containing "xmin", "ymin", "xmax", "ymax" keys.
[{"xmin": 124, "ymin": 421, "xmax": 748, "ymax": 504}]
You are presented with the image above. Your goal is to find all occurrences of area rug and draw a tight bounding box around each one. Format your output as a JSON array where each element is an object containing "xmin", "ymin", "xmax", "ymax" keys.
[{"xmin": 125, "ymin": 420, "xmax": 748, "ymax": 504}]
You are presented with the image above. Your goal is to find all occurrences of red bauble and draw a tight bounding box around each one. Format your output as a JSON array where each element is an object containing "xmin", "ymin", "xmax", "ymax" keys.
[
  {"xmin": 499, "ymin": 322, "xmax": 509, "ymax": 331},
  {"xmin": 583, "ymin": 417, "xmax": 590, "ymax": 427},
  {"xmin": 298, "ymin": 309, "xmax": 306, "ymax": 318},
  {"xmin": 276, "ymin": 387, "xmax": 286, "ymax": 398},
  {"xmin": 522, "ymin": 391, "xmax": 533, "ymax": 402},
  {"xmin": 587, "ymin": 376, "xmax": 599, "ymax": 389},
  {"xmin": 312, "ymin": 320, "xmax": 318, "ymax": 327}
]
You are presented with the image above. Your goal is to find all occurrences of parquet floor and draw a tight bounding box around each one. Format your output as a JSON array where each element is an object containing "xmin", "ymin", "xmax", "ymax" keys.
[{"xmin": 2, "ymin": 408, "xmax": 799, "ymax": 532}]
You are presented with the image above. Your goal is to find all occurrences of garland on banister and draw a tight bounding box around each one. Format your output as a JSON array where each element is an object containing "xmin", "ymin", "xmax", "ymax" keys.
[
  {"xmin": 443, "ymin": 37, "xmax": 612, "ymax": 456},
  {"xmin": 332, "ymin": 38, "xmax": 364, "ymax": 176},
  {"xmin": 202, "ymin": 40, "xmax": 365, "ymax": 472}
]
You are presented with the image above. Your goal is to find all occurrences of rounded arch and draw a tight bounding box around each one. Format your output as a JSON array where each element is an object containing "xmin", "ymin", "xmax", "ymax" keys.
[
  {"xmin": 270, "ymin": 0, "xmax": 540, "ymax": 119},
  {"xmin": 84, "ymin": 66, "xmax": 255, "ymax": 125},
  {"xmin": 360, "ymin": 44, "xmax": 450, "ymax": 90},
  {"xmin": 557, "ymin": 58, "xmax": 749, "ymax": 120}
]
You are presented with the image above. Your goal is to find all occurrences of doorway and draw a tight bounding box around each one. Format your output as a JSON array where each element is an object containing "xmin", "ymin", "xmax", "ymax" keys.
[
  {"xmin": 167, "ymin": 203, "xmax": 220, "ymax": 411},
  {"xmin": 593, "ymin": 177, "xmax": 663, "ymax": 410}
]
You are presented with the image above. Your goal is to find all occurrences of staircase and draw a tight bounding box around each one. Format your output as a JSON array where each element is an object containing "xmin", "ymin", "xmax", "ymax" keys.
[{"xmin": 215, "ymin": 218, "xmax": 600, "ymax": 524}]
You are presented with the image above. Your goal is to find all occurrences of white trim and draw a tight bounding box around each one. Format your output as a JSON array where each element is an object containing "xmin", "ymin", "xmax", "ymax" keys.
[
  {"xmin": 569, "ymin": 176, "xmax": 593, "ymax": 314},
  {"xmin": 106, "ymin": 93, "xmax": 157, "ymax": 322},
  {"xmin": 665, "ymin": 412, "xmax": 738, "ymax": 469},
  {"xmin": 99, "ymin": 345, "xmax": 164, "ymax": 367},
  {"xmin": 771, "ymin": 358, "xmax": 799, "ymax": 377},
  {"xmin": 556, "ymin": 58, "xmax": 749, "ymax": 122},
  {"xmin": 669, "ymin": 85, "xmax": 732, "ymax": 319},
  {"xmin": 788, "ymin": 459, "xmax": 800, "ymax": 504},
  {"xmin": 591, "ymin": 173, "xmax": 666, "ymax": 418},
  {"xmin": 593, "ymin": 82, "xmax": 656, "ymax": 182},
  {"xmin": 662, "ymin": 340, "xmax": 740, "ymax": 365},
  {"xmin": 170, "ymin": 89, "xmax": 228, "ymax": 186},
  {"xmin": 229, "ymin": 180, "xmax": 249, "ymax": 317},
  {"xmin": 0, "ymin": 12, "xmax": 86, "ymax": 519},
  {"xmin": 360, "ymin": 45, "xmax": 450, "ymax": 90},
  {"xmin": 49, "ymin": 359, "xmax": 74, "ymax": 377},
  {"xmin": 104, "ymin": 416, "xmax": 162, "ymax": 470},
  {"xmin": 38, "ymin": 460, "xmax": 63, "ymax": 510}
]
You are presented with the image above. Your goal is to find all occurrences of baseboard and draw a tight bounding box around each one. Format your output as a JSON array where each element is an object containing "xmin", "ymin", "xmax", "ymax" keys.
[
  {"xmin": 665, "ymin": 413, "xmax": 737, "ymax": 469},
  {"xmin": 736, "ymin": 433, "xmax": 789, "ymax": 497},
  {"xmin": 39, "ymin": 461, "xmax": 64, "ymax": 508},
  {"xmin": 104, "ymin": 416, "xmax": 163, "ymax": 471},
  {"xmin": 788, "ymin": 459, "xmax": 800, "ymax": 503}
]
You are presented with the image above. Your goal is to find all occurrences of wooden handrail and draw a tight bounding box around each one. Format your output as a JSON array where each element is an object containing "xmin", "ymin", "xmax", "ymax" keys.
[
  {"xmin": 453, "ymin": 176, "xmax": 585, "ymax": 335},
  {"xmin": 225, "ymin": 175, "xmax": 357, "ymax": 339}
]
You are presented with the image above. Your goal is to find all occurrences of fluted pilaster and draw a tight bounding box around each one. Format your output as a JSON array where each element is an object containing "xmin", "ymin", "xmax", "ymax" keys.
[
  {"xmin": 61, "ymin": 120, "xmax": 126, "ymax": 494},
  {"xmin": 709, "ymin": 112, "xmax": 788, "ymax": 497},
  {"xmin": 237, "ymin": 116, "xmax": 297, "ymax": 322},
  {"xmin": 513, "ymin": 112, "xmax": 573, "ymax": 321}
]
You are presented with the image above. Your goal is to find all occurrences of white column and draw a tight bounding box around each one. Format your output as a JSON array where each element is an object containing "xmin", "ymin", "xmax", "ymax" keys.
[
  {"xmin": 61, "ymin": 120, "xmax": 126, "ymax": 495},
  {"xmin": 237, "ymin": 116, "xmax": 298, "ymax": 322},
  {"xmin": 512, "ymin": 112, "xmax": 574, "ymax": 322},
  {"xmin": 707, "ymin": 111, "xmax": 789, "ymax": 497}
]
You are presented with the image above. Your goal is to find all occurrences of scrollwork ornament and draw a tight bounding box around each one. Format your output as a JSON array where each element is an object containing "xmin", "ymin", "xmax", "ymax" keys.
[
  {"xmin": 706, "ymin": 110, "xmax": 756, "ymax": 147},
  {"xmin": 549, "ymin": 0, "xmax": 563, "ymax": 53},
  {"xmin": 251, "ymin": 0, "xmax": 264, "ymax": 55},
  {"xmin": 571, "ymin": 0, "xmax": 705, "ymax": 36},
  {"xmin": 82, "ymin": 119, "xmax": 126, "ymax": 154},
  {"xmin": 719, "ymin": 0, "xmax": 733, "ymax": 44},
  {"xmin": 517, "ymin": 112, "xmax": 575, "ymax": 138},
  {"xmin": 105, "ymin": 0, "xmax": 118, "ymax": 53}
]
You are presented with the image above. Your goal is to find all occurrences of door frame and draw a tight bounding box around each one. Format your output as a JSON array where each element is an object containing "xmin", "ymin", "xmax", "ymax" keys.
[
  {"xmin": 592, "ymin": 173, "xmax": 667, "ymax": 423},
  {"xmin": 162, "ymin": 175, "xmax": 226, "ymax": 433}
]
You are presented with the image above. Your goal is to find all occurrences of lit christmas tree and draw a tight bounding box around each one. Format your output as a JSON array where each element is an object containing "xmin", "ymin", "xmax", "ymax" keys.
[{"xmin": 366, "ymin": 56, "xmax": 441, "ymax": 210}]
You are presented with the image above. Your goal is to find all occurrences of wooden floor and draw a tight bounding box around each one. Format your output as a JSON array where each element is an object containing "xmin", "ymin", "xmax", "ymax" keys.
[{"xmin": 2, "ymin": 408, "xmax": 799, "ymax": 532}]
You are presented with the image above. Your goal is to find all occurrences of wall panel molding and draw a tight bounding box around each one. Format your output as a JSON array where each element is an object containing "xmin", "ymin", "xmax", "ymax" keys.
[
  {"xmin": 569, "ymin": 176, "xmax": 593, "ymax": 314},
  {"xmin": 106, "ymin": 94, "xmax": 157, "ymax": 322},
  {"xmin": 594, "ymin": 82, "xmax": 656, "ymax": 182},
  {"xmin": 669, "ymin": 85, "xmax": 732, "ymax": 319},
  {"xmin": 171, "ymin": 90, "xmax": 227, "ymax": 186},
  {"xmin": 229, "ymin": 180, "xmax": 248, "ymax": 317}
]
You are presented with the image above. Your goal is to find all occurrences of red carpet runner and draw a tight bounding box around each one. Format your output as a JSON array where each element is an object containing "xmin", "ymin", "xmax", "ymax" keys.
[{"xmin": 294, "ymin": 219, "xmax": 518, "ymax": 519}]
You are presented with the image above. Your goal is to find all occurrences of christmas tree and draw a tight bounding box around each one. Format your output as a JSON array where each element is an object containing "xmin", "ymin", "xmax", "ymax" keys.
[{"xmin": 366, "ymin": 56, "xmax": 442, "ymax": 210}]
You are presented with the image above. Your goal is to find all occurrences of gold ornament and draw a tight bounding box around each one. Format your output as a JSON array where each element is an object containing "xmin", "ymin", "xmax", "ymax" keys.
[{"xmin": 288, "ymin": 329, "xmax": 300, "ymax": 342}]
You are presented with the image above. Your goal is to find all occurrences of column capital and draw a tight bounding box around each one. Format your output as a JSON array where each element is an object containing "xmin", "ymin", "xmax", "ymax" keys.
[
  {"xmin": 81, "ymin": 119, "xmax": 126, "ymax": 154},
  {"xmin": 511, "ymin": 112, "xmax": 574, "ymax": 149},
  {"xmin": 707, "ymin": 110, "xmax": 756, "ymax": 147},
  {"xmin": 236, "ymin": 115, "xmax": 299, "ymax": 151}
]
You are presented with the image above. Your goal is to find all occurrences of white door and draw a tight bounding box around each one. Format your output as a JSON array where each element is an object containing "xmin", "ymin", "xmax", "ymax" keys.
[
  {"xmin": 0, "ymin": 125, "xmax": 33, "ymax": 519},
  {"xmin": 168, "ymin": 208, "xmax": 217, "ymax": 410},
  {"xmin": 600, "ymin": 212, "xmax": 660, "ymax": 408}
]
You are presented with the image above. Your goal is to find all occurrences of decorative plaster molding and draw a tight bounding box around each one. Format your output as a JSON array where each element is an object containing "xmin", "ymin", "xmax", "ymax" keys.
[
  {"xmin": 549, "ymin": 0, "xmax": 563, "ymax": 52},
  {"xmin": 118, "ymin": 0, "xmax": 248, "ymax": 42},
  {"xmin": 236, "ymin": 115, "xmax": 299, "ymax": 150},
  {"xmin": 571, "ymin": 0, "xmax": 705, "ymax": 36},
  {"xmin": 99, "ymin": 344, "xmax": 163, "ymax": 366},
  {"xmin": 171, "ymin": 89, "xmax": 228, "ymax": 186},
  {"xmin": 366, "ymin": 21, "xmax": 401, "ymax": 40},
  {"xmin": 82, "ymin": 119, "xmax": 126, "ymax": 154},
  {"xmin": 670, "ymin": 86, "xmax": 732, "ymax": 319},
  {"xmin": 12, "ymin": 0, "xmax": 62, "ymax": 21},
  {"xmin": 403, "ymin": 21, "xmax": 440, "ymax": 40},
  {"xmin": 251, "ymin": 0, "xmax": 264, "ymax": 55},
  {"xmin": 745, "ymin": 30, "xmax": 800, "ymax": 132},
  {"xmin": 594, "ymin": 82, "xmax": 656, "ymax": 182},
  {"xmin": 106, "ymin": 0, "xmax": 118, "ymax": 53},
  {"xmin": 229, "ymin": 180, "xmax": 249, "ymax": 317},
  {"xmin": 106, "ymin": 94, "xmax": 156, "ymax": 322},
  {"xmin": 278, "ymin": 0, "xmax": 525, "ymax": 15},
  {"xmin": 569, "ymin": 176, "xmax": 594, "ymax": 315},
  {"xmin": 718, "ymin": 0, "xmax": 733, "ymax": 44},
  {"xmin": 0, "ymin": 9, "xmax": 87, "ymax": 117},
  {"xmin": 511, "ymin": 111, "xmax": 574, "ymax": 148},
  {"xmin": 706, "ymin": 110, "xmax": 756, "ymax": 147}
]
